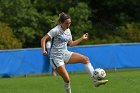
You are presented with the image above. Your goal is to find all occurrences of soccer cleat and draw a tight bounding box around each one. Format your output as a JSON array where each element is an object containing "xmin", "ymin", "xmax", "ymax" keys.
[{"xmin": 93, "ymin": 80, "xmax": 108, "ymax": 87}]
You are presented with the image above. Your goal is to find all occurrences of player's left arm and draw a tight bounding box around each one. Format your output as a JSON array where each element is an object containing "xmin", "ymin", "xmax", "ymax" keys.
[{"xmin": 68, "ymin": 33, "xmax": 88, "ymax": 46}]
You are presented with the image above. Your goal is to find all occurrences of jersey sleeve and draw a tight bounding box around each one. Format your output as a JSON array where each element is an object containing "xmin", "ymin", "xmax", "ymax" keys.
[
  {"xmin": 68, "ymin": 29, "xmax": 72, "ymax": 41},
  {"xmin": 47, "ymin": 29, "xmax": 59, "ymax": 39}
]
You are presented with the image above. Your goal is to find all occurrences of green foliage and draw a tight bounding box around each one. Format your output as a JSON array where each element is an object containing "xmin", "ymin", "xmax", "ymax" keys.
[
  {"xmin": 92, "ymin": 23, "xmax": 140, "ymax": 44},
  {"xmin": 90, "ymin": 0, "xmax": 140, "ymax": 25},
  {"xmin": 0, "ymin": 0, "xmax": 39, "ymax": 47},
  {"xmin": 68, "ymin": 3, "xmax": 92, "ymax": 40},
  {"xmin": 0, "ymin": 0, "xmax": 140, "ymax": 48},
  {"xmin": 0, "ymin": 22, "xmax": 22, "ymax": 49},
  {"xmin": 116, "ymin": 23, "xmax": 140, "ymax": 42},
  {"xmin": 0, "ymin": 0, "xmax": 58, "ymax": 48}
]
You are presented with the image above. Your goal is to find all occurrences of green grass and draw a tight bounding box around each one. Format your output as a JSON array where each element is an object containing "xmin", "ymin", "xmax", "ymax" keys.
[{"xmin": 0, "ymin": 70, "xmax": 140, "ymax": 93}]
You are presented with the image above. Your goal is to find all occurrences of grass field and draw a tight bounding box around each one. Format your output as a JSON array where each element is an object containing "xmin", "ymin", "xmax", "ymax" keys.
[{"xmin": 0, "ymin": 69, "xmax": 140, "ymax": 93}]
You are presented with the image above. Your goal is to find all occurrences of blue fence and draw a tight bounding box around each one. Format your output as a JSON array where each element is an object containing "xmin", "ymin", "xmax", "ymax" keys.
[{"xmin": 0, "ymin": 43, "xmax": 140, "ymax": 76}]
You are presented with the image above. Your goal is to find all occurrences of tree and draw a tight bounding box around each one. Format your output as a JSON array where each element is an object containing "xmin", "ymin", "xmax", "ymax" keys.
[
  {"xmin": 0, "ymin": 0, "xmax": 140, "ymax": 48},
  {"xmin": 116, "ymin": 23, "xmax": 140, "ymax": 42},
  {"xmin": 0, "ymin": 0, "xmax": 60, "ymax": 48},
  {"xmin": 68, "ymin": 3, "xmax": 93, "ymax": 43},
  {"xmin": 0, "ymin": 22, "xmax": 22, "ymax": 49}
]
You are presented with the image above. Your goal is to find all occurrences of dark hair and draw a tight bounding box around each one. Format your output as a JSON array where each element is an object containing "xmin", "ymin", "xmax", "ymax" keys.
[{"xmin": 58, "ymin": 12, "xmax": 71, "ymax": 23}]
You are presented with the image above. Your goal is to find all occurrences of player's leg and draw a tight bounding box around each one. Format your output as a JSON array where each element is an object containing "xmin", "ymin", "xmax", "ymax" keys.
[
  {"xmin": 52, "ymin": 68, "xmax": 57, "ymax": 76},
  {"xmin": 50, "ymin": 58, "xmax": 71, "ymax": 93},
  {"xmin": 67, "ymin": 52, "xmax": 108, "ymax": 87},
  {"xmin": 56, "ymin": 65, "xmax": 71, "ymax": 93},
  {"xmin": 67, "ymin": 52, "xmax": 94, "ymax": 77}
]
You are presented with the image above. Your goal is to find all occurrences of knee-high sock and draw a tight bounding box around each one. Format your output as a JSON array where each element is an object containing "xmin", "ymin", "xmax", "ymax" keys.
[
  {"xmin": 85, "ymin": 62, "xmax": 94, "ymax": 77},
  {"xmin": 64, "ymin": 82, "xmax": 71, "ymax": 93}
]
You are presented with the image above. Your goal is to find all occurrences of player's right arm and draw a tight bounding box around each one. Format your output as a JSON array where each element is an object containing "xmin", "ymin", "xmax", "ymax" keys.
[
  {"xmin": 41, "ymin": 28, "xmax": 59, "ymax": 55},
  {"xmin": 41, "ymin": 34, "xmax": 50, "ymax": 55}
]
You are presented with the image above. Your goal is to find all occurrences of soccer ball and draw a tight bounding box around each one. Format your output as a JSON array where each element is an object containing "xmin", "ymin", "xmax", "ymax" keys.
[{"xmin": 93, "ymin": 68, "xmax": 106, "ymax": 80}]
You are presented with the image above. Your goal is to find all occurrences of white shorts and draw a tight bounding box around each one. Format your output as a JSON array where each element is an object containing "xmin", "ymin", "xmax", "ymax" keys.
[{"xmin": 50, "ymin": 51, "xmax": 73, "ymax": 69}]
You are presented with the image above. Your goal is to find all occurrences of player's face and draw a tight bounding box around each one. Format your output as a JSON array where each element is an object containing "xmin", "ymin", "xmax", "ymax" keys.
[{"xmin": 61, "ymin": 18, "xmax": 71, "ymax": 30}]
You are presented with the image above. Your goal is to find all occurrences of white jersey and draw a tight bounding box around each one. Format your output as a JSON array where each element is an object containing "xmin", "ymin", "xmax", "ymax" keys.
[
  {"xmin": 47, "ymin": 25, "xmax": 72, "ymax": 60},
  {"xmin": 46, "ymin": 41, "xmax": 51, "ymax": 55},
  {"xmin": 46, "ymin": 41, "xmax": 51, "ymax": 49}
]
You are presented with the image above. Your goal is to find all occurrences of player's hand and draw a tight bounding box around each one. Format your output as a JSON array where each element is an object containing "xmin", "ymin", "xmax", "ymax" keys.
[
  {"xmin": 43, "ymin": 51, "xmax": 48, "ymax": 55},
  {"xmin": 82, "ymin": 33, "xmax": 88, "ymax": 39}
]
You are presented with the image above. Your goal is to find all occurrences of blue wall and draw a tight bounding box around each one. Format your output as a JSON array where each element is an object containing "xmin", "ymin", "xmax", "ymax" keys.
[{"xmin": 0, "ymin": 43, "xmax": 140, "ymax": 76}]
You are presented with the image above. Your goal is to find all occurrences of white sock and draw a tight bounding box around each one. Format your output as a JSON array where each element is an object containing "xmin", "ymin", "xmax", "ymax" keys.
[
  {"xmin": 85, "ymin": 62, "xmax": 94, "ymax": 77},
  {"xmin": 64, "ymin": 82, "xmax": 71, "ymax": 93}
]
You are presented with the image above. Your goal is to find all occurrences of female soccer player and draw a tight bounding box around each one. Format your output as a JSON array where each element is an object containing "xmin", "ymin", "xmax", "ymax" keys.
[{"xmin": 41, "ymin": 12, "xmax": 108, "ymax": 93}]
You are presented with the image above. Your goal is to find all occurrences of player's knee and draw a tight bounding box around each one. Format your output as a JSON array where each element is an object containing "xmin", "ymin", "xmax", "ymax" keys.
[{"xmin": 82, "ymin": 56, "xmax": 90, "ymax": 64}]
